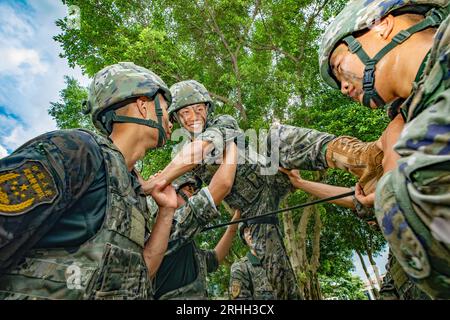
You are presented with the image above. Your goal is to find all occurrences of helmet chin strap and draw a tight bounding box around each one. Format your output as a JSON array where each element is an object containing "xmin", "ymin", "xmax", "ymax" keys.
[
  {"xmin": 103, "ymin": 94, "xmax": 167, "ymax": 148},
  {"xmin": 177, "ymin": 189, "xmax": 190, "ymax": 203},
  {"xmin": 342, "ymin": 8, "xmax": 444, "ymax": 108}
]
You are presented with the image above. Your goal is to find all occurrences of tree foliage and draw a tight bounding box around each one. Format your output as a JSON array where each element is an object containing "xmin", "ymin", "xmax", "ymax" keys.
[{"xmin": 50, "ymin": 0, "xmax": 389, "ymax": 299}]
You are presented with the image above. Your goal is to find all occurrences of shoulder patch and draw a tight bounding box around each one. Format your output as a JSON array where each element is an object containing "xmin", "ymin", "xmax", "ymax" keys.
[
  {"xmin": 231, "ymin": 280, "xmax": 241, "ymax": 299},
  {"xmin": 0, "ymin": 160, "xmax": 58, "ymax": 216}
]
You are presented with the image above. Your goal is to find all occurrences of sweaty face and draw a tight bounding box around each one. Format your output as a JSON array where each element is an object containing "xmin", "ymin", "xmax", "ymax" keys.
[
  {"xmin": 177, "ymin": 103, "xmax": 208, "ymax": 134},
  {"xmin": 244, "ymin": 227, "xmax": 253, "ymax": 248},
  {"xmin": 330, "ymin": 43, "xmax": 367, "ymax": 105},
  {"xmin": 175, "ymin": 184, "xmax": 195, "ymax": 207},
  {"xmin": 329, "ymin": 34, "xmax": 395, "ymax": 109},
  {"xmin": 137, "ymin": 94, "xmax": 173, "ymax": 150}
]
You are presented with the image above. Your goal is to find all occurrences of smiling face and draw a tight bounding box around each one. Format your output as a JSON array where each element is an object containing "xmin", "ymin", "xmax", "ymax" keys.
[{"xmin": 176, "ymin": 103, "xmax": 208, "ymax": 134}]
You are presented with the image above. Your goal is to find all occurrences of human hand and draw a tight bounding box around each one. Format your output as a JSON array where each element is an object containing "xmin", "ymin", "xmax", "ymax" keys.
[
  {"xmin": 228, "ymin": 209, "xmax": 241, "ymax": 232},
  {"xmin": 279, "ymin": 168, "xmax": 304, "ymax": 187},
  {"xmin": 355, "ymin": 183, "xmax": 375, "ymax": 207},
  {"xmin": 151, "ymin": 179, "xmax": 178, "ymax": 210},
  {"xmin": 142, "ymin": 172, "xmax": 166, "ymax": 195}
]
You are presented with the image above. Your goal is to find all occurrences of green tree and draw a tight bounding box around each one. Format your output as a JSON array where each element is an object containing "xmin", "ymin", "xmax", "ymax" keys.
[
  {"xmin": 51, "ymin": 0, "xmax": 389, "ymax": 299},
  {"xmin": 48, "ymin": 76, "xmax": 93, "ymax": 130}
]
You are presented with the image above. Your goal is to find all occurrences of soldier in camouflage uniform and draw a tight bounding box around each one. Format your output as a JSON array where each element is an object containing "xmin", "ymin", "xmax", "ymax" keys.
[
  {"xmin": 142, "ymin": 80, "xmax": 301, "ymax": 299},
  {"xmin": 154, "ymin": 142, "xmax": 240, "ymax": 299},
  {"xmin": 0, "ymin": 62, "xmax": 177, "ymax": 299},
  {"xmin": 317, "ymin": 0, "xmax": 450, "ymax": 299},
  {"xmin": 229, "ymin": 222, "xmax": 275, "ymax": 300}
]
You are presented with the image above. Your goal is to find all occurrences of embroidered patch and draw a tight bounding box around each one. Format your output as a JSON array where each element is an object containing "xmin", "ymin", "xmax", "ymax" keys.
[
  {"xmin": 231, "ymin": 280, "xmax": 241, "ymax": 299},
  {"xmin": 0, "ymin": 160, "xmax": 58, "ymax": 216}
]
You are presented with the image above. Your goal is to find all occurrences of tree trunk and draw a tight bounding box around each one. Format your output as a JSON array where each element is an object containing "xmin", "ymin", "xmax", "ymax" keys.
[
  {"xmin": 309, "ymin": 209, "xmax": 322, "ymax": 300},
  {"xmin": 364, "ymin": 243, "xmax": 382, "ymax": 289},
  {"xmin": 282, "ymin": 210, "xmax": 302, "ymax": 275},
  {"xmin": 356, "ymin": 249, "xmax": 379, "ymax": 300},
  {"xmin": 296, "ymin": 204, "xmax": 314, "ymax": 298},
  {"xmin": 283, "ymin": 171, "xmax": 325, "ymax": 300}
]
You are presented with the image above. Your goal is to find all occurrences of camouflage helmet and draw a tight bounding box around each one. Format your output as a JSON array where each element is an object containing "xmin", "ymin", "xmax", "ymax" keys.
[
  {"xmin": 172, "ymin": 172, "xmax": 203, "ymax": 201},
  {"xmin": 238, "ymin": 221, "xmax": 249, "ymax": 245},
  {"xmin": 168, "ymin": 80, "xmax": 214, "ymax": 123},
  {"xmin": 319, "ymin": 0, "xmax": 447, "ymax": 108},
  {"xmin": 85, "ymin": 62, "xmax": 172, "ymax": 145}
]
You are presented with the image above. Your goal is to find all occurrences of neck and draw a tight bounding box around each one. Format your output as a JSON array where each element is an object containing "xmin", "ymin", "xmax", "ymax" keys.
[
  {"xmin": 110, "ymin": 129, "xmax": 147, "ymax": 171},
  {"xmin": 391, "ymin": 30, "xmax": 434, "ymax": 98}
]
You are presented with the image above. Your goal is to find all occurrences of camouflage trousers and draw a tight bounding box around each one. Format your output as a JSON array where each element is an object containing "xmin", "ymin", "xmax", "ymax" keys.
[
  {"xmin": 270, "ymin": 124, "xmax": 335, "ymax": 171},
  {"xmin": 271, "ymin": 124, "xmax": 383, "ymax": 194},
  {"xmin": 249, "ymin": 223, "xmax": 301, "ymax": 300},
  {"xmin": 379, "ymin": 251, "xmax": 431, "ymax": 300},
  {"xmin": 375, "ymin": 90, "xmax": 450, "ymax": 299}
]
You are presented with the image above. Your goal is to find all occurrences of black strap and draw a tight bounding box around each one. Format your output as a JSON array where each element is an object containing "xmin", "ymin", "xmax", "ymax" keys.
[
  {"xmin": 201, "ymin": 190, "xmax": 355, "ymax": 232},
  {"xmin": 342, "ymin": 8, "xmax": 444, "ymax": 109},
  {"xmin": 177, "ymin": 189, "xmax": 190, "ymax": 203},
  {"xmin": 153, "ymin": 95, "xmax": 166, "ymax": 148},
  {"xmin": 103, "ymin": 94, "xmax": 167, "ymax": 148}
]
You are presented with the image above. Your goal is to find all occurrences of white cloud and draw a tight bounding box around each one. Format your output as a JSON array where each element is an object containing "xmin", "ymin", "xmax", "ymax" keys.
[
  {"xmin": 0, "ymin": 3, "xmax": 48, "ymax": 78},
  {"xmin": 0, "ymin": 144, "xmax": 8, "ymax": 159},
  {"xmin": 0, "ymin": 0, "xmax": 89, "ymax": 151},
  {"xmin": 0, "ymin": 47, "xmax": 48, "ymax": 76}
]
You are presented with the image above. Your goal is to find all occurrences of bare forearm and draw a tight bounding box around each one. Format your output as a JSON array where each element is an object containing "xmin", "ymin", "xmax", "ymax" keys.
[
  {"xmin": 292, "ymin": 179, "xmax": 354, "ymax": 209},
  {"xmin": 214, "ymin": 225, "xmax": 238, "ymax": 264},
  {"xmin": 142, "ymin": 140, "xmax": 212, "ymax": 194},
  {"xmin": 143, "ymin": 207, "xmax": 175, "ymax": 279},
  {"xmin": 381, "ymin": 114, "xmax": 404, "ymax": 174},
  {"xmin": 209, "ymin": 142, "xmax": 238, "ymax": 205}
]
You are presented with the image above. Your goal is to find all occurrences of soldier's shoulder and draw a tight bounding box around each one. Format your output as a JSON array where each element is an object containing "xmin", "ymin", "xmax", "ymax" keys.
[
  {"xmin": 31, "ymin": 129, "xmax": 97, "ymax": 147},
  {"xmin": 42, "ymin": 129, "xmax": 103, "ymax": 166},
  {"xmin": 231, "ymin": 256, "xmax": 250, "ymax": 271},
  {"xmin": 429, "ymin": 13, "xmax": 450, "ymax": 60},
  {"xmin": 208, "ymin": 115, "xmax": 240, "ymax": 129}
]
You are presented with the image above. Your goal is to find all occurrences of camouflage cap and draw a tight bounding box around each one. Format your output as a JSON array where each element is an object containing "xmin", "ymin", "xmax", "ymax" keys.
[
  {"xmin": 168, "ymin": 80, "xmax": 214, "ymax": 122},
  {"xmin": 319, "ymin": 0, "xmax": 448, "ymax": 89},
  {"xmin": 87, "ymin": 62, "xmax": 172, "ymax": 134},
  {"xmin": 238, "ymin": 222, "xmax": 249, "ymax": 244},
  {"xmin": 172, "ymin": 172, "xmax": 203, "ymax": 192}
]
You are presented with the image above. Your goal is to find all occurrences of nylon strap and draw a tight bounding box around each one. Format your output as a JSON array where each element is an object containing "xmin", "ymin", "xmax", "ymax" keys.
[
  {"xmin": 201, "ymin": 190, "xmax": 355, "ymax": 232},
  {"xmin": 107, "ymin": 94, "xmax": 167, "ymax": 148},
  {"xmin": 342, "ymin": 8, "xmax": 444, "ymax": 108}
]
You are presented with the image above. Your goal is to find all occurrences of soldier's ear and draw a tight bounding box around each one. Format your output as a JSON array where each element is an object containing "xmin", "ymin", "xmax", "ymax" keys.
[
  {"xmin": 372, "ymin": 14, "xmax": 395, "ymax": 41},
  {"xmin": 135, "ymin": 97, "xmax": 148, "ymax": 119}
]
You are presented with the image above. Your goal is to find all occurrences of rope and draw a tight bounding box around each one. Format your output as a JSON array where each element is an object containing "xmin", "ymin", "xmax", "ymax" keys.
[{"xmin": 201, "ymin": 190, "xmax": 355, "ymax": 232}]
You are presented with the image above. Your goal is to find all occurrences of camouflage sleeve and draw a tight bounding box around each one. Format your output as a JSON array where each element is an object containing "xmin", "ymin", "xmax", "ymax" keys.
[
  {"xmin": 374, "ymin": 76, "xmax": 450, "ymax": 297},
  {"xmin": 269, "ymin": 124, "xmax": 335, "ymax": 170},
  {"xmin": 195, "ymin": 115, "xmax": 242, "ymax": 163},
  {"xmin": 168, "ymin": 187, "xmax": 219, "ymax": 250},
  {"xmin": 229, "ymin": 260, "xmax": 253, "ymax": 300},
  {"xmin": 0, "ymin": 130, "xmax": 103, "ymax": 272}
]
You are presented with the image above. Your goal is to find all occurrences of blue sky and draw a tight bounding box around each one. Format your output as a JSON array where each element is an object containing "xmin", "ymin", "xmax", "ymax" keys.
[
  {"xmin": 0, "ymin": 0, "xmax": 88, "ymax": 157},
  {"xmin": 0, "ymin": 0, "xmax": 388, "ymax": 285}
]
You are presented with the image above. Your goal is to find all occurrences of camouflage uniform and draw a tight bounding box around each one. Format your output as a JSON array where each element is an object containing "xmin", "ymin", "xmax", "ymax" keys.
[
  {"xmin": 229, "ymin": 252, "xmax": 275, "ymax": 300},
  {"xmin": 270, "ymin": 125, "xmax": 384, "ymax": 218},
  {"xmin": 318, "ymin": 0, "xmax": 450, "ymax": 299},
  {"xmin": 192, "ymin": 115, "xmax": 301, "ymax": 300},
  {"xmin": 375, "ymin": 15, "xmax": 450, "ymax": 299},
  {"xmin": 0, "ymin": 62, "xmax": 171, "ymax": 299},
  {"xmin": 169, "ymin": 81, "xmax": 301, "ymax": 299},
  {"xmin": 379, "ymin": 251, "xmax": 431, "ymax": 300},
  {"xmin": 154, "ymin": 186, "xmax": 220, "ymax": 300}
]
